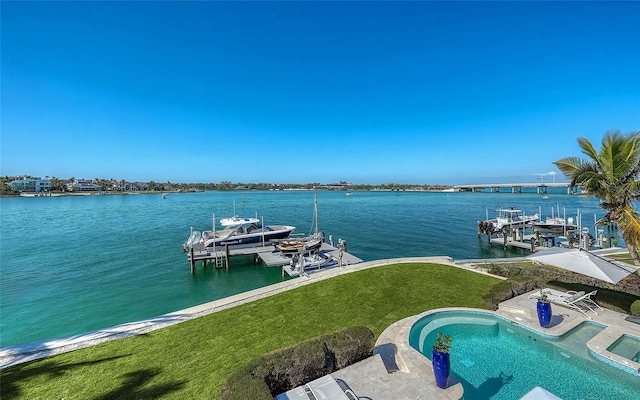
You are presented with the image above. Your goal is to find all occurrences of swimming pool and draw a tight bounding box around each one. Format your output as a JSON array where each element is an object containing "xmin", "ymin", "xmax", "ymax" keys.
[
  {"xmin": 409, "ymin": 311, "xmax": 640, "ymax": 400},
  {"xmin": 607, "ymin": 334, "xmax": 640, "ymax": 363}
]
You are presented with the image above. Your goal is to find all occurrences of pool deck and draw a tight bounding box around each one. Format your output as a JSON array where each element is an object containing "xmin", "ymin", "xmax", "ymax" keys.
[
  {"xmin": 2, "ymin": 257, "xmax": 639, "ymax": 400},
  {"xmin": 332, "ymin": 309, "xmax": 466, "ymax": 400},
  {"xmin": 331, "ymin": 291, "xmax": 640, "ymax": 400},
  {"xmin": 496, "ymin": 289, "xmax": 640, "ymax": 376}
]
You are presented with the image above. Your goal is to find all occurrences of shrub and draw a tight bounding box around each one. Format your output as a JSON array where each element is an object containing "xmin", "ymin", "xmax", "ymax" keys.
[
  {"xmin": 483, "ymin": 276, "xmax": 545, "ymax": 310},
  {"xmin": 631, "ymin": 300, "xmax": 640, "ymax": 316},
  {"xmin": 487, "ymin": 263, "xmax": 505, "ymax": 277},
  {"xmin": 219, "ymin": 325, "xmax": 374, "ymax": 400}
]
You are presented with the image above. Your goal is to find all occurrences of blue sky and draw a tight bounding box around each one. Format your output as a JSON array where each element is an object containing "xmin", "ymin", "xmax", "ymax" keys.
[{"xmin": 2, "ymin": 1, "xmax": 639, "ymax": 185}]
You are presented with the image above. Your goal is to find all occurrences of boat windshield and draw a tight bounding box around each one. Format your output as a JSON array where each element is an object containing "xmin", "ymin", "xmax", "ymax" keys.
[
  {"xmin": 230, "ymin": 223, "xmax": 265, "ymax": 235},
  {"xmin": 496, "ymin": 209, "xmax": 522, "ymax": 219}
]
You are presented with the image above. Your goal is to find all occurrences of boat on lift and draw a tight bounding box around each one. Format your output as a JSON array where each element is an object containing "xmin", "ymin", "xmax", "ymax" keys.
[
  {"xmin": 277, "ymin": 235, "xmax": 323, "ymax": 254},
  {"xmin": 288, "ymin": 252, "xmax": 333, "ymax": 276},
  {"xmin": 478, "ymin": 207, "xmax": 539, "ymax": 234},
  {"xmin": 276, "ymin": 191, "xmax": 324, "ymax": 255},
  {"xmin": 532, "ymin": 217, "xmax": 579, "ymax": 235},
  {"xmin": 184, "ymin": 214, "xmax": 295, "ymax": 250}
]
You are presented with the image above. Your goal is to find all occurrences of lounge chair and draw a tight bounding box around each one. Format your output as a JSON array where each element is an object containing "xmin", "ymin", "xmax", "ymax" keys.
[
  {"xmin": 529, "ymin": 289, "xmax": 603, "ymax": 319},
  {"xmin": 275, "ymin": 375, "xmax": 358, "ymax": 400}
]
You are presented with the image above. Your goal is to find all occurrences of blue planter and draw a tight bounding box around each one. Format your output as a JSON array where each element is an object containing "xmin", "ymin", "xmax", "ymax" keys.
[
  {"xmin": 432, "ymin": 348, "xmax": 450, "ymax": 389},
  {"xmin": 537, "ymin": 300, "xmax": 552, "ymax": 328}
]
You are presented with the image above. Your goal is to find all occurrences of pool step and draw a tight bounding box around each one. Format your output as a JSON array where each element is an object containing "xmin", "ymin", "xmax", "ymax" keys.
[
  {"xmin": 373, "ymin": 320, "xmax": 410, "ymax": 375},
  {"xmin": 373, "ymin": 313, "xmax": 465, "ymax": 398},
  {"xmin": 498, "ymin": 303, "xmax": 532, "ymax": 318}
]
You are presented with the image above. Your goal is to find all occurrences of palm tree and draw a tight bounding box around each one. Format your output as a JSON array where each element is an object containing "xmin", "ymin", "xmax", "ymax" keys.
[{"xmin": 554, "ymin": 130, "xmax": 640, "ymax": 268}]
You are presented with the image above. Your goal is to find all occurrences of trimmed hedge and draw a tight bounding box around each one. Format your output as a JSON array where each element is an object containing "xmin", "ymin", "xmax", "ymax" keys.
[
  {"xmin": 218, "ymin": 325, "xmax": 374, "ymax": 400},
  {"xmin": 483, "ymin": 276, "xmax": 544, "ymax": 310},
  {"xmin": 631, "ymin": 300, "xmax": 640, "ymax": 316},
  {"xmin": 482, "ymin": 272, "xmax": 640, "ymax": 314}
]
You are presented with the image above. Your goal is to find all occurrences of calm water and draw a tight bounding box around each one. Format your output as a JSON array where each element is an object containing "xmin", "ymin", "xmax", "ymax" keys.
[
  {"xmin": 0, "ymin": 189, "xmax": 610, "ymax": 348},
  {"xmin": 410, "ymin": 312, "xmax": 640, "ymax": 399}
]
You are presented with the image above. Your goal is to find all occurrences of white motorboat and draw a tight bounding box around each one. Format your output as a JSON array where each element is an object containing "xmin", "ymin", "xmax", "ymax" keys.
[
  {"xmin": 184, "ymin": 215, "xmax": 295, "ymax": 250},
  {"xmin": 532, "ymin": 217, "xmax": 579, "ymax": 235},
  {"xmin": 289, "ymin": 252, "xmax": 333, "ymax": 272},
  {"xmin": 478, "ymin": 207, "xmax": 539, "ymax": 234}
]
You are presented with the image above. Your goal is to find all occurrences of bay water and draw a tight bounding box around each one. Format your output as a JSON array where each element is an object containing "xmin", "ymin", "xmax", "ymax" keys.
[{"xmin": 0, "ymin": 189, "xmax": 608, "ymax": 348}]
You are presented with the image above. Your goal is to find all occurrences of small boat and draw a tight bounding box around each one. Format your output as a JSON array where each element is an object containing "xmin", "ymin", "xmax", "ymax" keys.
[
  {"xmin": 289, "ymin": 252, "xmax": 332, "ymax": 272},
  {"xmin": 185, "ymin": 215, "xmax": 295, "ymax": 249},
  {"xmin": 162, "ymin": 194, "xmax": 167, "ymax": 199},
  {"xmin": 478, "ymin": 207, "xmax": 539, "ymax": 234},
  {"xmin": 276, "ymin": 235, "xmax": 323, "ymax": 254},
  {"xmin": 532, "ymin": 217, "xmax": 579, "ymax": 235},
  {"xmin": 277, "ymin": 191, "xmax": 324, "ymax": 254}
]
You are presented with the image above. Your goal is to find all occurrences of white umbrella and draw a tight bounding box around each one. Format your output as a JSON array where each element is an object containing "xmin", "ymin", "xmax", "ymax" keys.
[{"xmin": 527, "ymin": 247, "xmax": 639, "ymax": 284}]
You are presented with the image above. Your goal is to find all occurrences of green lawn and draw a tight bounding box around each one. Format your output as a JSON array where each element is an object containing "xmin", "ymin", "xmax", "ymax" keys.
[{"xmin": 1, "ymin": 263, "xmax": 500, "ymax": 399}]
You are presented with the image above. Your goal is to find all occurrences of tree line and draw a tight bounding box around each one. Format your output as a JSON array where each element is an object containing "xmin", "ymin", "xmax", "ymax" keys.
[{"xmin": 0, "ymin": 176, "xmax": 451, "ymax": 195}]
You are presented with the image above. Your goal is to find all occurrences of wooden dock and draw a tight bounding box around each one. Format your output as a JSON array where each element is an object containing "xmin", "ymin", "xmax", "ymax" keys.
[
  {"xmin": 186, "ymin": 242, "xmax": 363, "ymax": 274},
  {"xmin": 489, "ymin": 234, "xmax": 547, "ymax": 252}
]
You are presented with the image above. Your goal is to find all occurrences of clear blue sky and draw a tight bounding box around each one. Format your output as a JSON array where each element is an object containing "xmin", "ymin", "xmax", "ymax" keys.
[{"xmin": 2, "ymin": 1, "xmax": 639, "ymax": 185}]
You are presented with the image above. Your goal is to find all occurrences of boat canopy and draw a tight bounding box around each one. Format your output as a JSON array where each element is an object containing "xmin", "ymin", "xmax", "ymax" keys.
[{"xmin": 220, "ymin": 216, "xmax": 260, "ymax": 227}]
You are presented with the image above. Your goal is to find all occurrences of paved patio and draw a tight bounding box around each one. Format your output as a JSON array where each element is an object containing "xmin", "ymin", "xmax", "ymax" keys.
[
  {"xmin": 496, "ymin": 288, "xmax": 640, "ymax": 375},
  {"xmin": 331, "ymin": 314, "xmax": 464, "ymax": 400}
]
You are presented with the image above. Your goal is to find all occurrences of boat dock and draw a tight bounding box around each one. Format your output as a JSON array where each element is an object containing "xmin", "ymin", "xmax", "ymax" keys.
[
  {"xmin": 186, "ymin": 241, "xmax": 363, "ymax": 275},
  {"xmin": 489, "ymin": 233, "xmax": 547, "ymax": 252}
]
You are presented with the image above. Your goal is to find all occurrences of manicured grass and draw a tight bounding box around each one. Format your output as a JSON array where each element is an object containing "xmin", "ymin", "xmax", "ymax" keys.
[{"xmin": 1, "ymin": 263, "xmax": 500, "ymax": 399}]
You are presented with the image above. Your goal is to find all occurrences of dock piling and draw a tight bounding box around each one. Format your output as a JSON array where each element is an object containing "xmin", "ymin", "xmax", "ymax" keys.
[
  {"xmin": 190, "ymin": 247, "xmax": 195, "ymax": 274},
  {"xmin": 225, "ymin": 245, "xmax": 230, "ymax": 271}
]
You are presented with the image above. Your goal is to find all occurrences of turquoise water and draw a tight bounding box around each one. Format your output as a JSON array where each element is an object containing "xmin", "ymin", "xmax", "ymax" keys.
[
  {"xmin": 0, "ymin": 190, "xmax": 612, "ymax": 347},
  {"xmin": 608, "ymin": 334, "xmax": 640, "ymax": 362},
  {"xmin": 409, "ymin": 311, "xmax": 640, "ymax": 400}
]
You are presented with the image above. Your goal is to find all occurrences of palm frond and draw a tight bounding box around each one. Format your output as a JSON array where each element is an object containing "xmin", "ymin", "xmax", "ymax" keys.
[
  {"xmin": 616, "ymin": 205, "xmax": 640, "ymax": 250},
  {"xmin": 557, "ymin": 131, "xmax": 640, "ymax": 263},
  {"xmin": 577, "ymin": 137, "xmax": 599, "ymax": 165}
]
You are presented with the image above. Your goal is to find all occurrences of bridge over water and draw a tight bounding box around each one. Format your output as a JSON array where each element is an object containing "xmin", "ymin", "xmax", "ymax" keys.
[{"xmin": 453, "ymin": 182, "xmax": 576, "ymax": 194}]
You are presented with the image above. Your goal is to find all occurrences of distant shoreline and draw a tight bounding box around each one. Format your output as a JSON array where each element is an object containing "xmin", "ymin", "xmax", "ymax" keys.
[
  {"xmin": 0, "ymin": 191, "xmax": 178, "ymax": 198},
  {"xmin": 1, "ymin": 188, "xmax": 460, "ymax": 198}
]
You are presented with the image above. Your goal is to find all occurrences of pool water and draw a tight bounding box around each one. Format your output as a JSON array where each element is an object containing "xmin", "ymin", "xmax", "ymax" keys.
[
  {"xmin": 409, "ymin": 311, "xmax": 640, "ymax": 400},
  {"xmin": 608, "ymin": 334, "xmax": 640, "ymax": 363}
]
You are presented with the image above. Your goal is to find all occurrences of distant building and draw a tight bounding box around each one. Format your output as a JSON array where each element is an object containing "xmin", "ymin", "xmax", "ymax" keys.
[
  {"xmin": 67, "ymin": 179, "xmax": 101, "ymax": 192},
  {"xmin": 10, "ymin": 177, "xmax": 51, "ymax": 193},
  {"xmin": 114, "ymin": 181, "xmax": 146, "ymax": 191}
]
